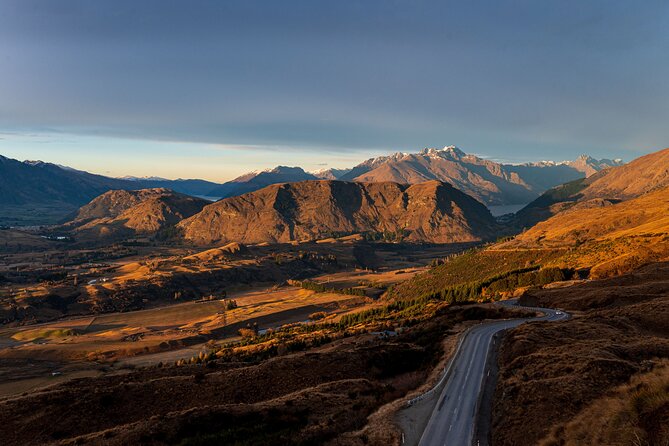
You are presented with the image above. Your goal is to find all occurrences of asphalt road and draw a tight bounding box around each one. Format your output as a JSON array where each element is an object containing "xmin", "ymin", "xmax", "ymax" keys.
[{"xmin": 416, "ymin": 304, "xmax": 569, "ymax": 446}]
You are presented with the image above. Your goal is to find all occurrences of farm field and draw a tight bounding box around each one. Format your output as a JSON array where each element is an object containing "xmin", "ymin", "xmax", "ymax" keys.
[{"xmin": 0, "ymin": 263, "xmax": 418, "ymax": 398}]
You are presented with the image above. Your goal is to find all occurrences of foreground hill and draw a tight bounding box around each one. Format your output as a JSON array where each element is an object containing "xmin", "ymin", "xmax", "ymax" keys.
[
  {"xmin": 517, "ymin": 147, "xmax": 669, "ymax": 228},
  {"xmin": 339, "ymin": 147, "xmax": 621, "ymax": 206},
  {"xmin": 179, "ymin": 180, "xmax": 499, "ymax": 245},
  {"xmin": 64, "ymin": 188, "xmax": 209, "ymax": 240},
  {"xmin": 492, "ymin": 262, "xmax": 669, "ymax": 446},
  {"xmin": 579, "ymin": 147, "xmax": 669, "ymax": 200}
]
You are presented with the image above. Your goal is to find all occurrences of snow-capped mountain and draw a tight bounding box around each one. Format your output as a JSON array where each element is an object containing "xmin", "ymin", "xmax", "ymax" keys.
[{"xmin": 338, "ymin": 146, "xmax": 622, "ymax": 206}]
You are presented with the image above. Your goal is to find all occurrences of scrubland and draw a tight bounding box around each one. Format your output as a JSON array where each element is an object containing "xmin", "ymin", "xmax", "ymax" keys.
[{"xmin": 491, "ymin": 262, "xmax": 669, "ymax": 445}]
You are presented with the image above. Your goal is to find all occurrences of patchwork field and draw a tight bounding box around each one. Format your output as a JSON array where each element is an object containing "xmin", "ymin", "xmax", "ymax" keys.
[{"xmin": 0, "ymin": 262, "xmax": 419, "ymax": 398}]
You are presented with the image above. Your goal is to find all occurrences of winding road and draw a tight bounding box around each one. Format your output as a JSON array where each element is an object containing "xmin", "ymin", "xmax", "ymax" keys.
[{"xmin": 415, "ymin": 303, "xmax": 569, "ymax": 446}]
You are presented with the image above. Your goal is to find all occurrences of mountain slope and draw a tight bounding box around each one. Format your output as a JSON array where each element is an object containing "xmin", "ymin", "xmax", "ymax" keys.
[
  {"xmin": 0, "ymin": 155, "xmax": 131, "ymax": 207},
  {"xmin": 578, "ymin": 147, "xmax": 669, "ymax": 200},
  {"xmin": 513, "ymin": 185, "xmax": 669, "ymax": 246},
  {"xmin": 206, "ymin": 166, "xmax": 317, "ymax": 198},
  {"xmin": 516, "ymin": 147, "xmax": 669, "ymax": 228},
  {"xmin": 311, "ymin": 168, "xmax": 352, "ymax": 180},
  {"xmin": 64, "ymin": 188, "xmax": 209, "ymax": 240},
  {"xmin": 179, "ymin": 180, "xmax": 498, "ymax": 245},
  {"xmin": 0, "ymin": 154, "xmax": 222, "ymax": 225},
  {"xmin": 339, "ymin": 147, "xmax": 621, "ymax": 206}
]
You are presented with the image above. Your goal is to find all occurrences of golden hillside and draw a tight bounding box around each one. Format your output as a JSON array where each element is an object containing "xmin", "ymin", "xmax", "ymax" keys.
[
  {"xmin": 178, "ymin": 180, "xmax": 499, "ymax": 245},
  {"xmin": 64, "ymin": 188, "xmax": 209, "ymax": 240},
  {"xmin": 515, "ymin": 186, "xmax": 669, "ymax": 246},
  {"xmin": 516, "ymin": 147, "xmax": 669, "ymax": 228}
]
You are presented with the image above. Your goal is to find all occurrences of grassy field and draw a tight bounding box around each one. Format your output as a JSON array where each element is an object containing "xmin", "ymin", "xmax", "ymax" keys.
[
  {"xmin": 0, "ymin": 261, "xmax": 423, "ymax": 397},
  {"xmin": 1, "ymin": 286, "xmax": 358, "ymax": 360}
]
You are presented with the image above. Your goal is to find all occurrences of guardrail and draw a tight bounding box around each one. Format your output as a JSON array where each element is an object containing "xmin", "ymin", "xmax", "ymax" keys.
[
  {"xmin": 406, "ymin": 326, "xmax": 470, "ymax": 406},
  {"xmin": 405, "ymin": 302, "xmax": 564, "ymax": 407}
]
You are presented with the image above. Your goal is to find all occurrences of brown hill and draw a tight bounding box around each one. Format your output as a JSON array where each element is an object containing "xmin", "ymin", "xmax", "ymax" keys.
[
  {"xmin": 579, "ymin": 147, "xmax": 669, "ymax": 200},
  {"xmin": 178, "ymin": 180, "xmax": 499, "ymax": 245},
  {"xmin": 516, "ymin": 147, "xmax": 669, "ymax": 228},
  {"xmin": 65, "ymin": 188, "xmax": 209, "ymax": 240},
  {"xmin": 514, "ymin": 186, "xmax": 669, "ymax": 246}
]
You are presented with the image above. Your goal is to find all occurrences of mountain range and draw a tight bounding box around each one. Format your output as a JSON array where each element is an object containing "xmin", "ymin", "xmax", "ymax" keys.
[
  {"xmin": 0, "ymin": 147, "xmax": 622, "ymax": 225},
  {"xmin": 205, "ymin": 166, "xmax": 317, "ymax": 199},
  {"xmin": 200, "ymin": 146, "xmax": 621, "ymax": 206},
  {"xmin": 0, "ymin": 155, "xmax": 218, "ymax": 225},
  {"xmin": 0, "ymin": 156, "xmax": 131, "ymax": 207},
  {"xmin": 336, "ymin": 146, "xmax": 621, "ymax": 206}
]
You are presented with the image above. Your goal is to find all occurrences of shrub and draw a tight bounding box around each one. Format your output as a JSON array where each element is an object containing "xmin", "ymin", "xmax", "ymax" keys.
[
  {"xmin": 308, "ymin": 311, "xmax": 327, "ymax": 321},
  {"xmin": 298, "ymin": 280, "xmax": 366, "ymax": 297},
  {"xmin": 238, "ymin": 328, "xmax": 257, "ymax": 339}
]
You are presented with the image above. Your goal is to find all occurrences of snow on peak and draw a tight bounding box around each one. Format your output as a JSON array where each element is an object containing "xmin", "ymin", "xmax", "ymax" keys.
[
  {"xmin": 23, "ymin": 160, "xmax": 47, "ymax": 166},
  {"xmin": 419, "ymin": 145, "xmax": 466, "ymax": 159},
  {"xmin": 120, "ymin": 175, "xmax": 169, "ymax": 181}
]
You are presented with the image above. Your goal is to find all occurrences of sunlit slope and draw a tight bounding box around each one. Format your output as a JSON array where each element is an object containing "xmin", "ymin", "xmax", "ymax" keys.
[
  {"xmin": 64, "ymin": 188, "xmax": 208, "ymax": 240},
  {"xmin": 179, "ymin": 180, "xmax": 499, "ymax": 245},
  {"xmin": 515, "ymin": 186, "xmax": 669, "ymax": 246},
  {"xmin": 517, "ymin": 147, "xmax": 669, "ymax": 228}
]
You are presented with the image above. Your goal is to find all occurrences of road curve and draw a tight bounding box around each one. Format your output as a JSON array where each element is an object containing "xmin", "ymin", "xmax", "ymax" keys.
[{"xmin": 415, "ymin": 303, "xmax": 568, "ymax": 446}]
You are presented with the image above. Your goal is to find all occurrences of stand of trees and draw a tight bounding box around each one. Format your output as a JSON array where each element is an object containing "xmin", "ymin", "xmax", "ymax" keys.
[{"xmin": 298, "ymin": 280, "xmax": 366, "ymax": 297}]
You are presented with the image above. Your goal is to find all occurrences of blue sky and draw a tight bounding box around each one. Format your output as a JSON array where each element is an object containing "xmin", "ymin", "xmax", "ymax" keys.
[{"xmin": 1, "ymin": 0, "xmax": 668, "ymax": 181}]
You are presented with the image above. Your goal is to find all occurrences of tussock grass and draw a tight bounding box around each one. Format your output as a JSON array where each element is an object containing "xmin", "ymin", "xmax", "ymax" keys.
[{"xmin": 540, "ymin": 360, "xmax": 669, "ymax": 446}]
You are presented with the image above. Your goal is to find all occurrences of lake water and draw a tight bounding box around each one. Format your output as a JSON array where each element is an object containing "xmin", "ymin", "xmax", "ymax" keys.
[{"xmin": 194, "ymin": 195, "xmax": 222, "ymax": 202}]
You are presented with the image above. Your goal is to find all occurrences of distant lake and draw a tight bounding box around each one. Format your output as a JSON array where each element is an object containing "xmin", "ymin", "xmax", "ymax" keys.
[
  {"xmin": 487, "ymin": 204, "xmax": 527, "ymax": 216},
  {"xmin": 194, "ymin": 195, "xmax": 222, "ymax": 202}
]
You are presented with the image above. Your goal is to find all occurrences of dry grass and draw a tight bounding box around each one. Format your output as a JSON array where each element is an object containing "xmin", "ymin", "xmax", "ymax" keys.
[
  {"xmin": 0, "ymin": 286, "xmax": 362, "ymax": 364},
  {"xmin": 492, "ymin": 262, "xmax": 669, "ymax": 446},
  {"xmin": 514, "ymin": 186, "xmax": 669, "ymax": 246},
  {"xmin": 540, "ymin": 360, "xmax": 669, "ymax": 446}
]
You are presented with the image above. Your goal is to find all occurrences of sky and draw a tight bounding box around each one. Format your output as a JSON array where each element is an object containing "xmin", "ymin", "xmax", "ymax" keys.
[{"xmin": 1, "ymin": 0, "xmax": 668, "ymax": 181}]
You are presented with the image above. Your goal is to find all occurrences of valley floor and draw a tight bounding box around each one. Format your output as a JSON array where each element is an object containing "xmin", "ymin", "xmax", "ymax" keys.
[{"xmin": 0, "ymin": 276, "xmax": 379, "ymax": 398}]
